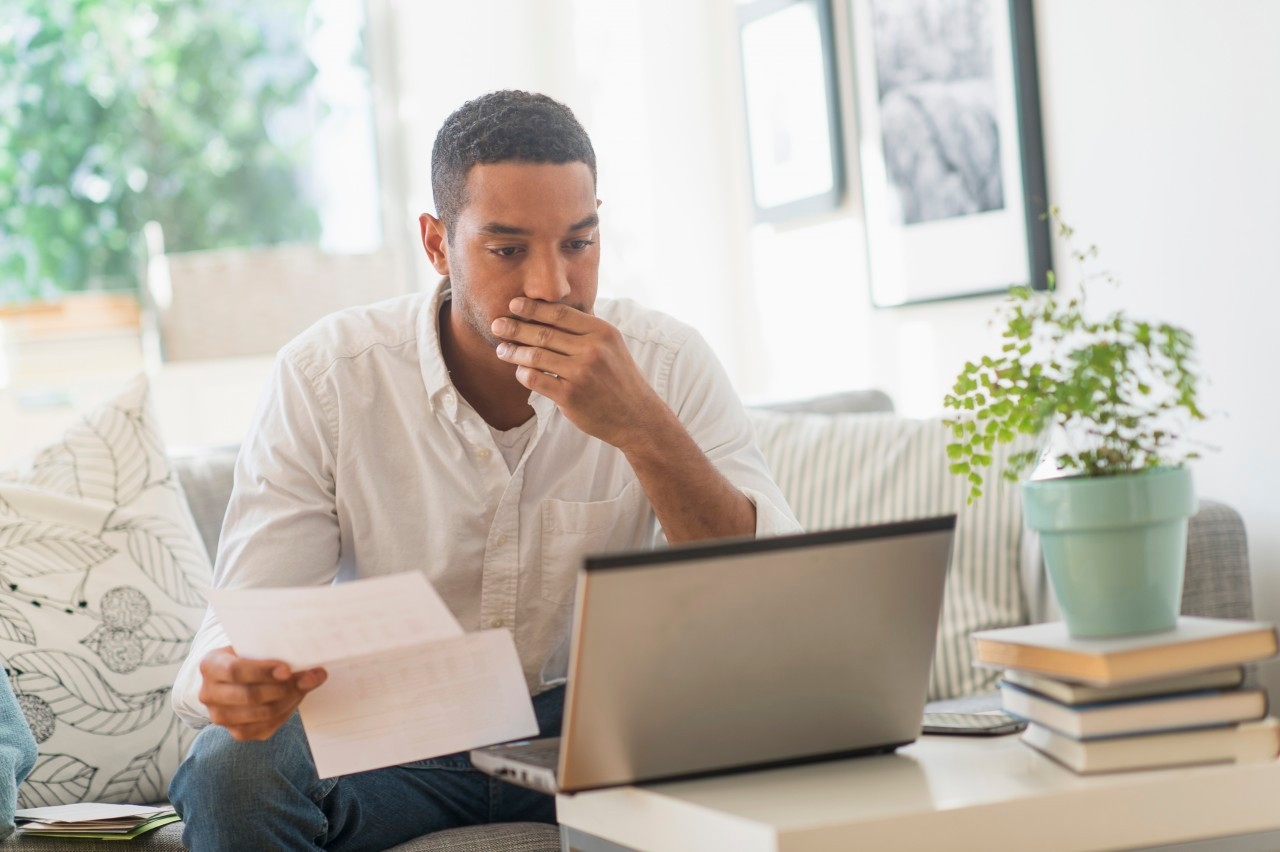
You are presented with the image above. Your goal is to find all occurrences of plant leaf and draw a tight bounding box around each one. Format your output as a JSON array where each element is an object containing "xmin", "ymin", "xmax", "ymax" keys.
[
  {"xmin": 117, "ymin": 517, "xmax": 209, "ymax": 607},
  {"xmin": 137, "ymin": 612, "xmax": 196, "ymax": 665},
  {"xmin": 17, "ymin": 753, "xmax": 97, "ymax": 808},
  {"xmin": 99, "ymin": 740, "xmax": 165, "ymax": 804},
  {"xmin": 78, "ymin": 624, "xmax": 108, "ymax": 656},
  {"xmin": 9, "ymin": 650, "xmax": 170, "ymax": 736},
  {"xmin": 25, "ymin": 443, "xmax": 79, "ymax": 496},
  {"xmin": 123, "ymin": 403, "xmax": 170, "ymax": 478},
  {"xmin": 0, "ymin": 520, "xmax": 116, "ymax": 578},
  {"xmin": 0, "ymin": 599, "xmax": 36, "ymax": 645},
  {"xmin": 69, "ymin": 406, "xmax": 153, "ymax": 505}
]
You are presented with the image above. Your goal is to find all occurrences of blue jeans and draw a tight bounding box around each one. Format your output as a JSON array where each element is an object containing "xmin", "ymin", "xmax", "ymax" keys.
[{"xmin": 169, "ymin": 687, "xmax": 563, "ymax": 852}]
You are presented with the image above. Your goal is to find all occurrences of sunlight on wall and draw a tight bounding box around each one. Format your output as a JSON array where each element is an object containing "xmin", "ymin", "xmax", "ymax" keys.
[
  {"xmin": 893, "ymin": 320, "xmax": 939, "ymax": 418},
  {"xmin": 564, "ymin": 0, "xmax": 654, "ymax": 305},
  {"xmin": 743, "ymin": 217, "xmax": 872, "ymax": 402},
  {"xmin": 562, "ymin": 0, "xmax": 753, "ymax": 375}
]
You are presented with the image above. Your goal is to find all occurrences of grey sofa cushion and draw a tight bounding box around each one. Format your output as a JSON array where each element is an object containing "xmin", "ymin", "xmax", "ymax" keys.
[
  {"xmin": 1181, "ymin": 499, "xmax": 1253, "ymax": 620},
  {"xmin": 171, "ymin": 449, "xmax": 238, "ymax": 562},
  {"xmin": 387, "ymin": 823, "xmax": 559, "ymax": 852},
  {"xmin": 753, "ymin": 389, "xmax": 894, "ymax": 415},
  {"xmin": 0, "ymin": 821, "xmax": 561, "ymax": 851}
]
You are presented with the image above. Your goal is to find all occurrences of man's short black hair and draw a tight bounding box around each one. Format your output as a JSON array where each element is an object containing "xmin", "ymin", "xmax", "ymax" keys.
[{"xmin": 431, "ymin": 90, "xmax": 597, "ymax": 234}]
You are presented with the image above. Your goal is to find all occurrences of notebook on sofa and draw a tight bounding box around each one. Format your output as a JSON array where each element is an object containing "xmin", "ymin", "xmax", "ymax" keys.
[{"xmin": 471, "ymin": 517, "xmax": 956, "ymax": 793}]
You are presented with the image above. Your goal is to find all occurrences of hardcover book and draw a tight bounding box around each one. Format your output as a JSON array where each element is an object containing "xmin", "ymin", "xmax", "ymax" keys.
[
  {"xmin": 1001, "ymin": 666, "xmax": 1245, "ymax": 705},
  {"xmin": 999, "ymin": 681, "xmax": 1267, "ymax": 739},
  {"xmin": 972, "ymin": 618, "xmax": 1278, "ymax": 685},
  {"xmin": 1021, "ymin": 717, "xmax": 1280, "ymax": 774}
]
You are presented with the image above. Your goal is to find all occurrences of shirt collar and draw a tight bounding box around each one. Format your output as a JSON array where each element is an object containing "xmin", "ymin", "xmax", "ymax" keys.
[
  {"xmin": 418, "ymin": 277, "xmax": 556, "ymax": 422},
  {"xmin": 418, "ymin": 278, "xmax": 454, "ymax": 411}
]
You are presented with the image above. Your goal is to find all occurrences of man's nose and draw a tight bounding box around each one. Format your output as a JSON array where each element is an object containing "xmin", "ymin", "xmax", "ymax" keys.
[{"xmin": 522, "ymin": 250, "xmax": 571, "ymax": 303}]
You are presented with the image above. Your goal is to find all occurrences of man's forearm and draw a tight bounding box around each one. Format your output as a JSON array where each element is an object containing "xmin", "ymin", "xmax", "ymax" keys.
[{"xmin": 620, "ymin": 406, "xmax": 757, "ymax": 543}]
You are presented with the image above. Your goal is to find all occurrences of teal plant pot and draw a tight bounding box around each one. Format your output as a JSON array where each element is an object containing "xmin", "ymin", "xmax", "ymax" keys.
[{"xmin": 1021, "ymin": 467, "xmax": 1196, "ymax": 638}]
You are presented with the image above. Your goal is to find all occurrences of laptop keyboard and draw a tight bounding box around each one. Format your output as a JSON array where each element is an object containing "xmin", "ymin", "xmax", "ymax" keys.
[{"xmin": 501, "ymin": 738, "xmax": 561, "ymax": 769}]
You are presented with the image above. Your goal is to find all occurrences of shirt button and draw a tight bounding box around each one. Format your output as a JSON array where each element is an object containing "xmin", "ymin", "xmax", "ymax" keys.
[
  {"xmin": 443, "ymin": 393, "xmax": 455, "ymax": 406},
  {"xmin": 496, "ymin": 534, "xmax": 508, "ymax": 547},
  {"xmin": 478, "ymin": 448, "xmax": 492, "ymax": 460},
  {"xmin": 490, "ymin": 618, "xmax": 505, "ymax": 629}
]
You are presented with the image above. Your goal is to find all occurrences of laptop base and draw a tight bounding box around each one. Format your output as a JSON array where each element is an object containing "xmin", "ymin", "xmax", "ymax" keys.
[{"xmin": 472, "ymin": 737, "xmax": 911, "ymax": 795}]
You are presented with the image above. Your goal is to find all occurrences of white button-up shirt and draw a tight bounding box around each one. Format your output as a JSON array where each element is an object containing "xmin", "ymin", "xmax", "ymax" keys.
[{"xmin": 173, "ymin": 283, "xmax": 800, "ymax": 727}]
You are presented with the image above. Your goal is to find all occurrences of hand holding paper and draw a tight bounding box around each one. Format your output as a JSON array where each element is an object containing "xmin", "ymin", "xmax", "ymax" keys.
[{"xmin": 208, "ymin": 573, "xmax": 538, "ymax": 778}]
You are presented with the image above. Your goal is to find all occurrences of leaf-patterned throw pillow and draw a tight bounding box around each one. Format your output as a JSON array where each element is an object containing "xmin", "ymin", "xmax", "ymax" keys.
[{"xmin": 0, "ymin": 375, "xmax": 211, "ymax": 806}]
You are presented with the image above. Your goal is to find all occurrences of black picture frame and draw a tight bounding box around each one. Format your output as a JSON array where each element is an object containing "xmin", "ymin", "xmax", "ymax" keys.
[
  {"xmin": 849, "ymin": 0, "xmax": 1051, "ymax": 307},
  {"xmin": 737, "ymin": 0, "xmax": 845, "ymax": 223}
]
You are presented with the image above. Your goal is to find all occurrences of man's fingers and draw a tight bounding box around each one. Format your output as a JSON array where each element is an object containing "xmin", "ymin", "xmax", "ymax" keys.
[
  {"xmin": 496, "ymin": 342, "xmax": 572, "ymax": 376},
  {"xmin": 224, "ymin": 716, "xmax": 294, "ymax": 742},
  {"xmin": 491, "ymin": 316, "xmax": 580, "ymax": 355},
  {"xmin": 201, "ymin": 647, "xmax": 292, "ymax": 686},
  {"xmin": 514, "ymin": 366, "xmax": 565, "ymax": 398},
  {"xmin": 200, "ymin": 680, "xmax": 297, "ymax": 708},
  {"xmin": 199, "ymin": 651, "xmax": 324, "ymax": 743},
  {"xmin": 507, "ymin": 298, "xmax": 596, "ymax": 333},
  {"xmin": 231, "ymin": 659, "xmax": 291, "ymax": 685},
  {"xmin": 295, "ymin": 668, "xmax": 328, "ymax": 692},
  {"xmin": 200, "ymin": 644, "xmax": 293, "ymax": 685},
  {"xmin": 208, "ymin": 700, "xmax": 288, "ymax": 728}
]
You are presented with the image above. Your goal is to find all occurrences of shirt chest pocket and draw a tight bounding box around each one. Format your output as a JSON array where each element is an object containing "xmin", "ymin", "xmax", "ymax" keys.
[{"xmin": 539, "ymin": 481, "xmax": 651, "ymax": 606}]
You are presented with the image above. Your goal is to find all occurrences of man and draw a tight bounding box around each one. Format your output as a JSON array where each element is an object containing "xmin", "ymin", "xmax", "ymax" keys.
[{"xmin": 169, "ymin": 90, "xmax": 799, "ymax": 851}]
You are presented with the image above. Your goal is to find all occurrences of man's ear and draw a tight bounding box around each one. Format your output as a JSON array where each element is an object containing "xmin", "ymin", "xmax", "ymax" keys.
[{"xmin": 419, "ymin": 213, "xmax": 450, "ymax": 276}]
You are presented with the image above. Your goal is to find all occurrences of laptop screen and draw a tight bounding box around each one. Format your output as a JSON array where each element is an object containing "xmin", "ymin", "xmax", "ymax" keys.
[{"xmin": 558, "ymin": 516, "xmax": 956, "ymax": 791}]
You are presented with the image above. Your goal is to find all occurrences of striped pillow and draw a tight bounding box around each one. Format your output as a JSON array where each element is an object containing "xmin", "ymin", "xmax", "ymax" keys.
[{"xmin": 748, "ymin": 410, "xmax": 1032, "ymax": 700}]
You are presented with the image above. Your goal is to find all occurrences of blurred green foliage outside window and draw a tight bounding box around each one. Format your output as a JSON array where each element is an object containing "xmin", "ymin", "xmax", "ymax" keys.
[{"xmin": 0, "ymin": 0, "xmax": 377, "ymax": 303}]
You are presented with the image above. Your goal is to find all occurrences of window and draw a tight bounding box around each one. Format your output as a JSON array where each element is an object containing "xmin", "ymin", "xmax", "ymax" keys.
[{"xmin": 0, "ymin": 0, "xmax": 381, "ymax": 303}]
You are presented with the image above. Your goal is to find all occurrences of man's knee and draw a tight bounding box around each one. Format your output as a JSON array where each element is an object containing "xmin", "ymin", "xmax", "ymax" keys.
[{"xmin": 170, "ymin": 715, "xmax": 320, "ymax": 810}]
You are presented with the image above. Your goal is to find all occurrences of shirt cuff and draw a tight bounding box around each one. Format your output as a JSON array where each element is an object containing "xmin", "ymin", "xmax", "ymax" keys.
[
  {"xmin": 171, "ymin": 614, "xmax": 231, "ymax": 729},
  {"xmin": 740, "ymin": 486, "xmax": 804, "ymax": 537}
]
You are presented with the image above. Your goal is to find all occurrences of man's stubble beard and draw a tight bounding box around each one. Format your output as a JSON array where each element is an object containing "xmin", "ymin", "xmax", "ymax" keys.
[
  {"xmin": 449, "ymin": 263, "xmax": 593, "ymax": 352},
  {"xmin": 448, "ymin": 266, "xmax": 504, "ymax": 351}
]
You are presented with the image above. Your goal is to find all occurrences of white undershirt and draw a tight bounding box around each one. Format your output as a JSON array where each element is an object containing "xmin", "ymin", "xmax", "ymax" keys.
[{"xmin": 489, "ymin": 418, "xmax": 538, "ymax": 474}]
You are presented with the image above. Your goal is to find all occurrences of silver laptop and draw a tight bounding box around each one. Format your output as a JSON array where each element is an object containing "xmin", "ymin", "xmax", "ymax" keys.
[{"xmin": 470, "ymin": 516, "xmax": 955, "ymax": 794}]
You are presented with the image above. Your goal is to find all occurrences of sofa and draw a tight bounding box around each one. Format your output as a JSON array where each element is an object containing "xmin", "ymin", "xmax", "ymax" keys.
[{"xmin": 2, "ymin": 390, "xmax": 1253, "ymax": 851}]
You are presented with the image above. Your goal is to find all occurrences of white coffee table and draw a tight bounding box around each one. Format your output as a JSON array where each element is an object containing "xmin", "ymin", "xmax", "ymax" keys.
[{"xmin": 555, "ymin": 733, "xmax": 1280, "ymax": 851}]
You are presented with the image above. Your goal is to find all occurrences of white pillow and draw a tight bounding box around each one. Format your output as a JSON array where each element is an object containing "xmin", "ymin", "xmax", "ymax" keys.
[
  {"xmin": 748, "ymin": 410, "xmax": 1033, "ymax": 700},
  {"xmin": 0, "ymin": 375, "xmax": 211, "ymax": 806}
]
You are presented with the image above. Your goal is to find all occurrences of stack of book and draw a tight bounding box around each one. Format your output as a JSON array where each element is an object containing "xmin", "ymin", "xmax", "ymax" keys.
[
  {"xmin": 972, "ymin": 616, "xmax": 1280, "ymax": 774},
  {"xmin": 13, "ymin": 803, "xmax": 179, "ymax": 840}
]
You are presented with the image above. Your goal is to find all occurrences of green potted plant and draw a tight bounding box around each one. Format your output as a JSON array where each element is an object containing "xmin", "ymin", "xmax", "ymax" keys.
[{"xmin": 943, "ymin": 209, "xmax": 1206, "ymax": 638}]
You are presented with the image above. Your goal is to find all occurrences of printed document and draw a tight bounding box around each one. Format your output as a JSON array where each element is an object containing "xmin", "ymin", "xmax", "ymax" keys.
[{"xmin": 208, "ymin": 574, "xmax": 538, "ymax": 778}]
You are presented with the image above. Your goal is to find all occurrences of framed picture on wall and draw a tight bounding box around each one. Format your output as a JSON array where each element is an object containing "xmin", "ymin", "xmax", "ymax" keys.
[
  {"xmin": 849, "ymin": 0, "xmax": 1051, "ymax": 307},
  {"xmin": 737, "ymin": 0, "xmax": 844, "ymax": 223}
]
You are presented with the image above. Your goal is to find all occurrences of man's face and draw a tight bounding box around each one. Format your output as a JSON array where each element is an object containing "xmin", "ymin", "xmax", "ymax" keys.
[{"xmin": 427, "ymin": 161, "xmax": 600, "ymax": 351}]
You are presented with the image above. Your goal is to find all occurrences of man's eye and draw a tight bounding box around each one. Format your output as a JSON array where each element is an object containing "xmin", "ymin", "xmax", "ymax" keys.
[
  {"xmin": 489, "ymin": 246, "xmax": 522, "ymax": 258},
  {"xmin": 567, "ymin": 239, "xmax": 595, "ymax": 251}
]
